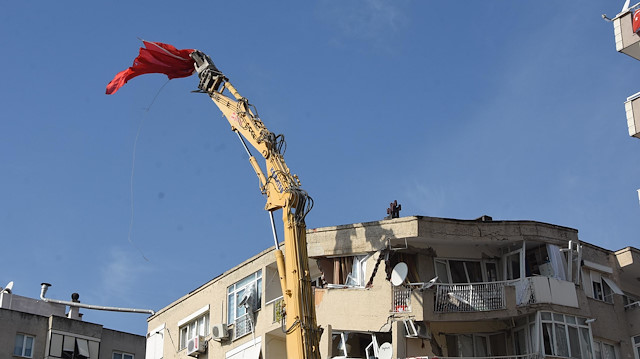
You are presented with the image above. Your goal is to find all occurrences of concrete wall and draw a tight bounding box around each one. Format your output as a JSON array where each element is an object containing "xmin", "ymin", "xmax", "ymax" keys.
[
  {"xmin": 0, "ymin": 308, "xmax": 49, "ymax": 358},
  {"xmin": 100, "ymin": 329, "xmax": 146, "ymax": 359},
  {"xmin": 147, "ymin": 246, "xmax": 282, "ymax": 359}
]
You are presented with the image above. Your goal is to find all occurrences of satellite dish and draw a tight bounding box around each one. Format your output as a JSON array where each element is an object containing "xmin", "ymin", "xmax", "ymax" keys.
[
  {"xmin": 422, "ymin": 276, "xmax": 438, "ymax": 290},
  {"xmin": 378, "ymin": 342, "xmax": 393, "ymax": 359},
  {"xmin": 238, "ymin": 285, "xmax": 256, "ymax": 311},
  {"xmin": 391, "ymin": 262, "xmax": 408, "ymax": 286},
  {"xmin": 4, "ymin": 281, "xmax": 13, "ymax": 294}
]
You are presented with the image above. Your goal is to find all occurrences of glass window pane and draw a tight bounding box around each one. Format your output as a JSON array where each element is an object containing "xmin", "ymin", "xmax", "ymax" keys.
[
  {"xmin": 459, "ymin": 334, "xmax": 473, "ymax": 357},
  {"xmin": 236, "ymin": 274, "xmax": 255, "ymax": 290},
  {"xmin": 474, "ymin": 335, "xmax": 488, "ymax": 357},
  {"xmin": 594, "ymin": 342, "xmax": 602, "ymax": 359},
  {"xmin": 542, "ymin": 323, "xmax": 554, "ymax": 355},
  {"xmin": 555, "ymin": 323, "xmax": 569, "ymax": 357},
  {"xmin": 435, "ymin": 260, "xmax": 450, "ymax": 283},
  {"xmin": 580, "ymin": 328, "xmax": 593, "ymax": 359},
  {"xmin": 449, "ymin": 261, "xmax": 468, "ymax": 283},
  {"xmin": 466, "ymin": 262, "xmax": 483, "ymax": 283},
  {"xmin": 227, "ymin": 293, "xmax": 235, "ymax": 323},
  {"xmin": 125, "ymin": 354, "xmax": 134, "ymax": 359},
  {"xmin": 514, "ymin": 329, "xmax": 527, "ymax": 355},
  {"xmin": 541, "ymin": 312, "xmax": 552, "ymax": 321},
  {"xmin": 634, "ymin": 335, "xmax": 640, "ymax": 344},
  {"xmin": 485, "ymin": 262, "xmax": 498, "ymax": 282},
  {"xmin": 568, "ymin": 326, "xmax": 580, "ymax": 359},
  {"xmin": 14, "ymin": 334, "xmax": 24, "ymax": 356},
  {"xmin": 179, "ymin": 327, "xmax": 187, "ymax": 349},
  {"xmin": 553, "ymin": 313, "xmax": 565, "ymax": 322},
  {"xmin": 603, "ymin": 343, "xmax": 615, "ymax": 359},
  {"xmin": 114, "ymin": 354, "xmax": 123, "ymax": 359},
  {"xmin": 24, "ymin": 336, "xmax": 33, "ymax": 357},
  {"xmin": 566, "ymin": 315, "xmax": 577, "ymax": 324}
]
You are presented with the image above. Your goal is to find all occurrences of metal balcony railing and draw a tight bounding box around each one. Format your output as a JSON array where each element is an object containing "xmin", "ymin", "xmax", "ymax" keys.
[
  {"xmin": 271, "ymin": 297, "xmax": 284, "ymax": 323},
  {"xmin": 404, "ymin": 354, "xmax": 539, "ymax": 359},
  {"xmin": 234, "ymin": 313, "xmax": 253, "ymax": 338},
  {"xmin": 392, "ymin": 286, "xmax": 412, "ymax": 313},
  {"xmin": 434, "ymin": 282, "xmax": 506, "ymax": 313}
]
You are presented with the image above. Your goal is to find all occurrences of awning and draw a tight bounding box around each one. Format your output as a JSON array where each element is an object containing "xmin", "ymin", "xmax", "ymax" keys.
[{"xmin": 226, "ymin": 337, "xmax": 262, "ymax": 359}]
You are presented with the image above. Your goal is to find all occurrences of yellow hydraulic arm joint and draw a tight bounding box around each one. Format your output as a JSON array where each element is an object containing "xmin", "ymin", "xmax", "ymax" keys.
[{"xmin": 190, "ymin": 50, "xmax": 321, "ymax": 359}]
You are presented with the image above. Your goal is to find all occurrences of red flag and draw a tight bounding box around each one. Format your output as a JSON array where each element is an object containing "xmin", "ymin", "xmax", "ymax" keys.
[
  {"xmin": 634, "ymin": 9, "xmax": 640, "ymax": 33},
  {"xmin": 106, "ymin": 41, "xmax": 195, "ymax": 95}
]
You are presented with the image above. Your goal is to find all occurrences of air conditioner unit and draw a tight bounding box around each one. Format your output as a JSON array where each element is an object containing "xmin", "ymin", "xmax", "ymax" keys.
[
  {"xmin": 187, "ymin": 335, "xmax": 206, "ymax": 357},
  {"xmin": 211, "ymin": 323, "xmax": 229, "ymax": 341}
]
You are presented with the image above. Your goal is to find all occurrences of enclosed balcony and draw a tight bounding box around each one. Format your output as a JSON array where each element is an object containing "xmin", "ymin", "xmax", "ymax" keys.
[
  {"xmin": 613, "ymin": 4, "xmax": 640, "ymax": 61},
  {"xmin": 625, "ymin": 92, "xmax": 640, "ymax": 138}
]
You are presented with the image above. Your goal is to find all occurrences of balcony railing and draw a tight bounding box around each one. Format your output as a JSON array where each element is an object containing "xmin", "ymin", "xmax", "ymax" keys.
[
  {"xmin": 392, "ymin": 286, "xmax": 412, "ymax": 313},
  {"xmin": 434, "ymin": 282, "xmax": 506, "ymax": 313},
  {"xmin": 234, "ymin": 313, "xmax": 253, "ymax": 338},
  {"xmin": 271, "ymin": 297, "xmax": 284, "ymax": 323},
  {"xmin": 405, "ymin": 354, "xmax": 539, "ymax": 359}
]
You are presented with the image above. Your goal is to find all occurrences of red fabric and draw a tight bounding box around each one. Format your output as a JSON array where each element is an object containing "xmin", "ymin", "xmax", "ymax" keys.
[
  {"xmin": 634, "ymin": 9, "xmax": 640, "ymax": 33},
  {"xmin": 106, "ymin": 41, "xmax": 195, "ymax": 95}
]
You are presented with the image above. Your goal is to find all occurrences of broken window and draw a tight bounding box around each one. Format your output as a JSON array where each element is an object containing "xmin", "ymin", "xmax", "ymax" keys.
[
  {"xmin": 317, "ymin": 254, "xmax": 371, "ymax": 287},
  {"xmin": 330, "ymin": 331, "xmax": 391, "ymax": 359},
  {"xmin": 435, "ymin": 259, "xmax": 499, "ymax": 283}
]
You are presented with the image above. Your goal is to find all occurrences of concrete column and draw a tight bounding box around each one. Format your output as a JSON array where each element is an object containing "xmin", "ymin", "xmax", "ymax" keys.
[
  {"xmin": 320, "ymin": 324, "xmax": 332, "ymax": 359},
  {"xmin": 392, "ymin": 320, "xmax": 406, "ymax": 359}
]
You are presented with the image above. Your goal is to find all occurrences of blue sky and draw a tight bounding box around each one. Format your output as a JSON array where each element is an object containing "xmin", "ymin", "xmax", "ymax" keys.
[{"xmin": 1, "ymin": 1, "xmax": 638, "ymax": 335}]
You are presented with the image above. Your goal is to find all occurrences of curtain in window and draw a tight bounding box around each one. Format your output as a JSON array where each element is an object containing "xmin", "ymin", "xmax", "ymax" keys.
[
  {"xmin": 547, "ymin": 244, "xmax": 567, "ymax": 281},
  {"xmin": 317, "ymin": 257, "xmax": 354, "ymax": 285}
]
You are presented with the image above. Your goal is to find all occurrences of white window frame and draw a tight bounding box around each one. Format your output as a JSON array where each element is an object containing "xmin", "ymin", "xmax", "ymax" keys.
[
  {"xmin": 14, "ymin": 333, "xmax": 34, "ymax": 358},
  {"xmin": 434, "ymin": 258, "xmax": 500, "ymax": 284},
  {"xmin": 593, "ymin": 339, "xmax": 618, "ymax": 359},
  {"xmin": 587, "ymin": 270, "xmax": 622, "ymax": 303},
  {"xmin": 540, "ymin": 311, "xmax": 593, "ymax": 359},
  {"xmin": 178, "ymin": 306, "xmax": 210, "ymax": 351},
  {"xmin": 113, "ymin": 352, "xmax": 134, "ymax": 359},
  {"xmin": 227, "ymin": 270, "xmax": 262, "ymax": 338},
  {"xmin": 632, "ymin": 335, "xmax": 640, "ymax": 359}
]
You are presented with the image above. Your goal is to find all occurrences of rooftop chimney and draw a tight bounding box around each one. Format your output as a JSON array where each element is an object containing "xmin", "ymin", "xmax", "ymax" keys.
[{"xmin": 67, "ymin": 293, "xmax": 82, "ymax": 320}]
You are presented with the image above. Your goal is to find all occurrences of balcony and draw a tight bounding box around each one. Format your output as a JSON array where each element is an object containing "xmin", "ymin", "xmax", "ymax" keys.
[
  {"xmin": 434, "ymin": 282, "xmax": 507, "ymax": 313},
  {"xmin": 514, "ymin": 276, "xmax": 578, "ymax": 308},
  {"xmin": 407, "ymin": 354, "xmax": 538, "ymax": 359},
  {"xmin": 613, "ymin": 5, "xmax": 640, "ymax": 61},
  {"xmin": 392, "ymin": 286, "xmax": 412, "ymax": 313},
  {"xmin": 625, "ymin": 92, "xmax": 640, "ymax": 138}
]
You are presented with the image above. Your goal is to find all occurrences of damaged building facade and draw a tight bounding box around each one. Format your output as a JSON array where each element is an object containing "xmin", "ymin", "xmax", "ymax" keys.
[{"xmin": 146, "ymin": 215, "xmax": 640, "ymax": 359}]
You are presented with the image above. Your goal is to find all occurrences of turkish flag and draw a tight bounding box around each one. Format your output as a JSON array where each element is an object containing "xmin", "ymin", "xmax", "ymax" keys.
[
  {"xmin": 106, "ymin": 41, "xmax": 195, "ymax": 95},
  {"xmin": 633, "ymin": 9, "xmax": 640, "ymax": 33}
]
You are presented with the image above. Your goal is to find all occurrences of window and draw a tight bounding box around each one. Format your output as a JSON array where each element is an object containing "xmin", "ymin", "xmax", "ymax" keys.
[
  {"xmin": 316, "ymin": 254, "xmax": 371, "ymax": 287},
  {"xmin": 593, "ymin": 340, "xmax": 617, "ymax": 359},
  {"xmin": 14, "ymin": 334, "xmax": 34, "ymax": 358},
  {"xmin": 445, "ymin": 333, "xmax": 506, "ymax": 357},
  {"xmin": 588, "ymin": 271, "xmax": 622, "ymax": 303},
  {"xmin": 633, "ymin": 335, "xmax": 640, "ymax": 359},
  {"xmin": 113, "ymin": 352, "xmax": 134, "ymax": 359},
  {"xmin": 48, "ymin": 334, "xmax": 98, "ymax": 359},
  {"xmin": 540, "ymin": 312, "xmax": 593, "ymax": 359},
  {"xmin": 435, "ymin": 258, "xmax": 499, "ymax": 283},
  {"xmin": 227, "ymin": 270, "xmax": 262, "ymax": 338},
  {"xmin": 179, "ymin": 312, "xmax": 209, "ymax": 350}
]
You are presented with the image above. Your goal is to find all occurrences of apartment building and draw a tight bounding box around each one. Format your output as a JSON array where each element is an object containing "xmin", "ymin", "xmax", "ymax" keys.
[
  {"xmin": 0, "ymin": 285, "xmax": 145, "ymax": 359},
  {"xmin": 146, "ymin": 215, "xmax": 640, "ymax": 359}
]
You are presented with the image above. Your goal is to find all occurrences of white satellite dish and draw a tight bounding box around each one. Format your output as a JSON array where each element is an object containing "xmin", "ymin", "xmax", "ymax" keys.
[
  {"xmin": 391, "ymin": 262, "xmax": 408, "ymax": 286},
  {"xmin": 378, "ymin": 342, "xmax": 393, "ymax": 359},
  {"xmin": 238, "ymin": 286, "xmax": 256, "ymax": 310}
]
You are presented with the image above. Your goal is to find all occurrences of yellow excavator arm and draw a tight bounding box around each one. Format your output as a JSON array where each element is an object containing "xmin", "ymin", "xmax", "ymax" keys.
[{"xmin": 190, "ymin": 51, "xmax": 321, "ymax": 359}]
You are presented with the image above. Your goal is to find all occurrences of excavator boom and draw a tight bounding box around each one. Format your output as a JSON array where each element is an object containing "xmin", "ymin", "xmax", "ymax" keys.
[{"xmin": 190, "ymin": 50, "xmax": 321, "ymax": 359}]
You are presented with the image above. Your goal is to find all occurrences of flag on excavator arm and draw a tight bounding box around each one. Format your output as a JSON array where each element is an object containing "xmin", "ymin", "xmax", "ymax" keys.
[
  {"xmin": 634, "ymin": 9, "xmax": 640, "ymax": 33},
  {"xmin": 106, "ymin": 41, "xmax": 195, "ymax": 95}
]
